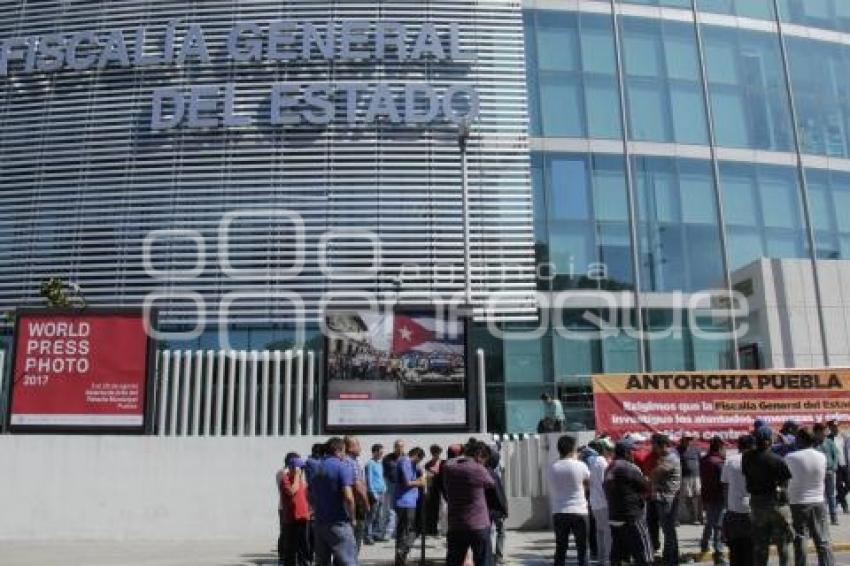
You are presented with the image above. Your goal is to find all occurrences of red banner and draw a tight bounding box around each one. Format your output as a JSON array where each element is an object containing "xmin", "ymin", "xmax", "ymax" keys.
[
  {"xmin": 9, "ymin": 311, "xmax": 151, "ymax": 430},
  {"xmin": 593, "ymin": 371, "xmax": 850, "ymax": 441}
]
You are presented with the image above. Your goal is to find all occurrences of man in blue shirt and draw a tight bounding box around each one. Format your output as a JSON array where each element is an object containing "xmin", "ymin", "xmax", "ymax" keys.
[
  {"xmin": 365, "ymin": 443, "xmax": 387, "ymax": 544},
  {"xmin": 395, "ymin": 447, "xmax": 427, "ymax": 566},
  {"xmin": 312, "ymin": 437, "xmax": 357, "ymax": 566}
]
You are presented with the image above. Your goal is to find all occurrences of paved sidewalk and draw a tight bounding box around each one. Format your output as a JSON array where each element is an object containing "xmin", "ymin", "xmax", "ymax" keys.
[{"xmin": 4, "ymin": 521, "xmax": 850, "ymax": 565}]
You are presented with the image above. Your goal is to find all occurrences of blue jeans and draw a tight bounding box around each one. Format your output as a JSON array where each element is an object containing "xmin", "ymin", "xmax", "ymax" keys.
[
  {"xmin": 826, "ymin": 471, "xmax": 838, "ymax": 522},
  {"xmin": 653, "ymin": 499, "xmax": 679, "ymax": 566},
  {"xmin": 384, "ymin": 484, "xmax": 397, "ymax": 537},
  {"xmin": 366, "ymin": 495, "xmax": 385, "ymax": 540},
  {"xmin": 314, "ymin": 522, "xmax": 357, "ymax": 566},
  {"xmin": 791, "ymin": 503, "xmax": 835, "ymax": 566}
]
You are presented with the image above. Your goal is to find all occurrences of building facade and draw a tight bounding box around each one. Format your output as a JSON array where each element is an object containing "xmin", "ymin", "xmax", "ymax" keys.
[{"xmin": 3, "ymin": 0, "xmax": 850, "ymax": 433}]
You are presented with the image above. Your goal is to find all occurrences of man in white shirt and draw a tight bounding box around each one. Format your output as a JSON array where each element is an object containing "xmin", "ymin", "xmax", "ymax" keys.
[
  {"xmin": 548, "ymin": 435, "xmax": 591, "ymax": 566},
  {"xmin": 588, "ymin": 438, "xmax": 614, "ymax": 566},
  {"xmin": 721, "ymin": 434, "xmax": 754, "ymax": 566},
  {"xmin": 785, "ymin": 428, "xmax": 835, "ymax": 566}
]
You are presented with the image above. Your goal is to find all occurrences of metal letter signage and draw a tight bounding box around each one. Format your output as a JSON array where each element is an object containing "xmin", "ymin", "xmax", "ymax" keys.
[{"xmin": 0, "ymin": 21, "xmax": 479, "ymax": 130}]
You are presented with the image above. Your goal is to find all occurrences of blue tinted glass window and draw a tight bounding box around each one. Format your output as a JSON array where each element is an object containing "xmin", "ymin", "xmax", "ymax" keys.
[
  {"xmin": 720, "ymin": 162, "xmax": 808, "ymax": 270},
  {"xmin": 622, "ymin": 18, "xmax": 707, "ymax": 144},
  {"xmin": 524, "ymin": 10, "xmax": 620, "ymax": 139},
  {"xmin": 504, "ymin": 331, "xmax": 548, "ymax": 383},
  {"xmin": 778, "ymin": 0, "xmax": 848, "ymax": 32},
  {"xmin": 540, "ymin": 76, "xmax": 584, "ymax": 137},
  {"xmin": 537, "ymin": 12, "xmax": 579, "ymax": 71},
  {"xmin": 699, "ymin": 0, "xmax": 774, "ymax": 19},
  {"xmin": 538, "ymin": 153, "xmax": 632, "ymax": 290},
  {"xmin": 585, "ymin": 78, "xmax": 621, "ymax": 138},
  {"xmin": 580, "ymin": 18, "xmax": 616, "ymax": 74},
  {"xmin": 804, "ymin": 168, "xmax": 850, "ymax": 259},
  {"xmin": 702, "ymin": 26, "xmax": 794, "ymax": 152},
  {"xmin": 786, "ymin": 38, "xmax": 850, "ymax": 158},
  {"xmin": 634, "ymin": 157, "xmax": 724, "ymax": 292}
]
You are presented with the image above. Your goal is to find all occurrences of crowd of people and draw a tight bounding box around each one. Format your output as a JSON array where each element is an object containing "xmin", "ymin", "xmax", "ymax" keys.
[
  {"xmin": 276, "ymin": 418, "xmax": 849, "ymax": 566},
  {"xmin": 275, "ymin": 436, "xmax": 507, "ymax": 566},
  {"xmin": 552, "ymin": 418, "xmax": 848, "ymax": 566}
]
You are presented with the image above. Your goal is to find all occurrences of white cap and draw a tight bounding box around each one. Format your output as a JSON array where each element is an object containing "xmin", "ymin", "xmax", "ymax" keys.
[{"xmin": 625, "ymin": 432, "xmax": 648, "ymax": 443}]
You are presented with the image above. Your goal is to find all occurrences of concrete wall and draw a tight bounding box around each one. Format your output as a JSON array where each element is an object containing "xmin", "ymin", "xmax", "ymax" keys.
[{"xmin": 0, "ymin": 434, "xmax": 483, "ymax": 541}]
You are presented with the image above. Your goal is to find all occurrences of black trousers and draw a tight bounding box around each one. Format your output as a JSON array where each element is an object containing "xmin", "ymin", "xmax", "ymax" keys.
[
  {"xmin": 394, "ymin": 507, "xmax": 418, "ymax": 566},
  {"xmin": 588, "ymin": 507, "xmax": 598, "ymax": 557},
  {"xmin": 553, "ymin": 513, "xmax": 589, "ymax": 566},
  {"xmin": 724, "ymin": 511, "xmax": 753, "ymax": 566},
  {"xmin": 611, "ymin": 519, "xmax": 653, "ymax": 566},
  {"xmin": 446, "ymin": 528, "xmax": 492, "ymax": 566},
  {"xmin": 278, "ymin": 515, "xmax": 311, "ymax": 566}
]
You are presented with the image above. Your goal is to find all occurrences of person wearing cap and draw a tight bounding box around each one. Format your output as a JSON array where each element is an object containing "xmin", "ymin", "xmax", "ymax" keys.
[
  {"xmin": 605, "ymin": 438, "xmax": 652, "ymax": 566},
  {"xmin": 699, "ymin": 437, "xmax": 725, "ymax": 565},
  {"xmin": 278, "ymin": 452, "xmax": 312, "ymax": 566},
  {"xmin": 677, "ymin": 435, "xmax": 703, "ymax": 526},
  {"xmin": 785, "ymin": 428, "xmax": 835, "ymax": 566},
  {"xmin": 721, "ymin": 435, "xmax": 755, "ymax": 566},
  {"xmin": 742, "ymin": 426, "xmax": 792, "ymax": 566},
  {"xmin": 648, "ymin": 434, "xmax": 681, "ymax": 566},
  {"xmin": 814, "ymin": 422, "xmax": 840, "ymax": 525},
  {"xmin": 827, "ymin": 420, "xmax": 849, "ymax": 514},
  {"xmin": 589, "ymin": 438, "xmax": 614, "ymax": 566}
]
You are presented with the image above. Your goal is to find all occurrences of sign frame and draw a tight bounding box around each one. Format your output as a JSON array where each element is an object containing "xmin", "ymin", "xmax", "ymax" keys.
[
  {"xmin": 322, "ymin": 305, "xmax": 474, "ymax": 435},
  {"xmin": 4, "ymin": 307, "xmax": 158, "ymax": 435}
]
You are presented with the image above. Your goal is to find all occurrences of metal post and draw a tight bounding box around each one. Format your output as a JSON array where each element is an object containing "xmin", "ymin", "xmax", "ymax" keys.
[
  {"xmin": 609, "ymin": 0, "xmax": 647, "ymax": 371},
  {"xmin": 477, "ymin": 348, "xmax": 487, "ymax": 433},
  {"xmin": 772, "ymin": 0, "xmax": 832, "ymax": 366},
  {"xmin": 459, "ymin": 122, "xmax": 473, "ymax": 307}
]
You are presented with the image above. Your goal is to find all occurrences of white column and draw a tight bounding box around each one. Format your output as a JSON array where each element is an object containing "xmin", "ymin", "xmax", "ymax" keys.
[
  {"xmin": 226, "ymin": 351, "xmax": 237, "ymax": 436},
  {"xmin": 248, "ymin": 351, "xmax": 259, "ymax": 437},
  {"xmin": 237, "ymin": 351, "xmax": 248, "ymax": 437},
  {"xmin": 202, "ymin": 351, "xmax": 214, "ymax": 436},
  {"xmin": 272, "ymin": 351, "xmax": 282, "ymax": 436},
  {"xmin": 157, "ymin": 351, "xmax": 171, "ymax": 435},
  {"xmin": 306, "ymin": 351, "xmax": 315, "ymax": 434},
  {"xmin": 169, "ymin": 351, "xmax": 181, "ymax": 436},
  {"xmin": 180, "ymin": 351, "xmax": 192, "ymax": 436},
  {"xmin": 260, "ymin": 351, "xmax": 270, "ymax": 436},
  {"xmin": 283, "ymin": 351, "xmax": 293, "ymax": 436},
  {"xmin": 295, "ymin": 350, "xmax": 304, "ymax": 436},
  {"xmin": 214, "ymin": 350, "xmax": 225, "ymax": 436},
  {"xmin": 191, "ymin": 350, "xmax": 203, "ymax": 436}
]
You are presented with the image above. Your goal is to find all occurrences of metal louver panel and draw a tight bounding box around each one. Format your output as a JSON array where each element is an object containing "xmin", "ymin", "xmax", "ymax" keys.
[{"xmin": 0, "ymin": 0, "xmax": 536, "ymax": 326}]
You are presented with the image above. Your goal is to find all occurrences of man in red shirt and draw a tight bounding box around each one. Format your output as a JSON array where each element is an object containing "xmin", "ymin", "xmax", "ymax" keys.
[{"xmin": 278, "ymin": 452, "xmax": 312, "ymax": 566}]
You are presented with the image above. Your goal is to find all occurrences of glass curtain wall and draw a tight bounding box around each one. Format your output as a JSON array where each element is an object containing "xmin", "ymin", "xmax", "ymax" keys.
[{"xmin": 513, "ymin": 3, "xmax": 850, "ymax": 431}]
